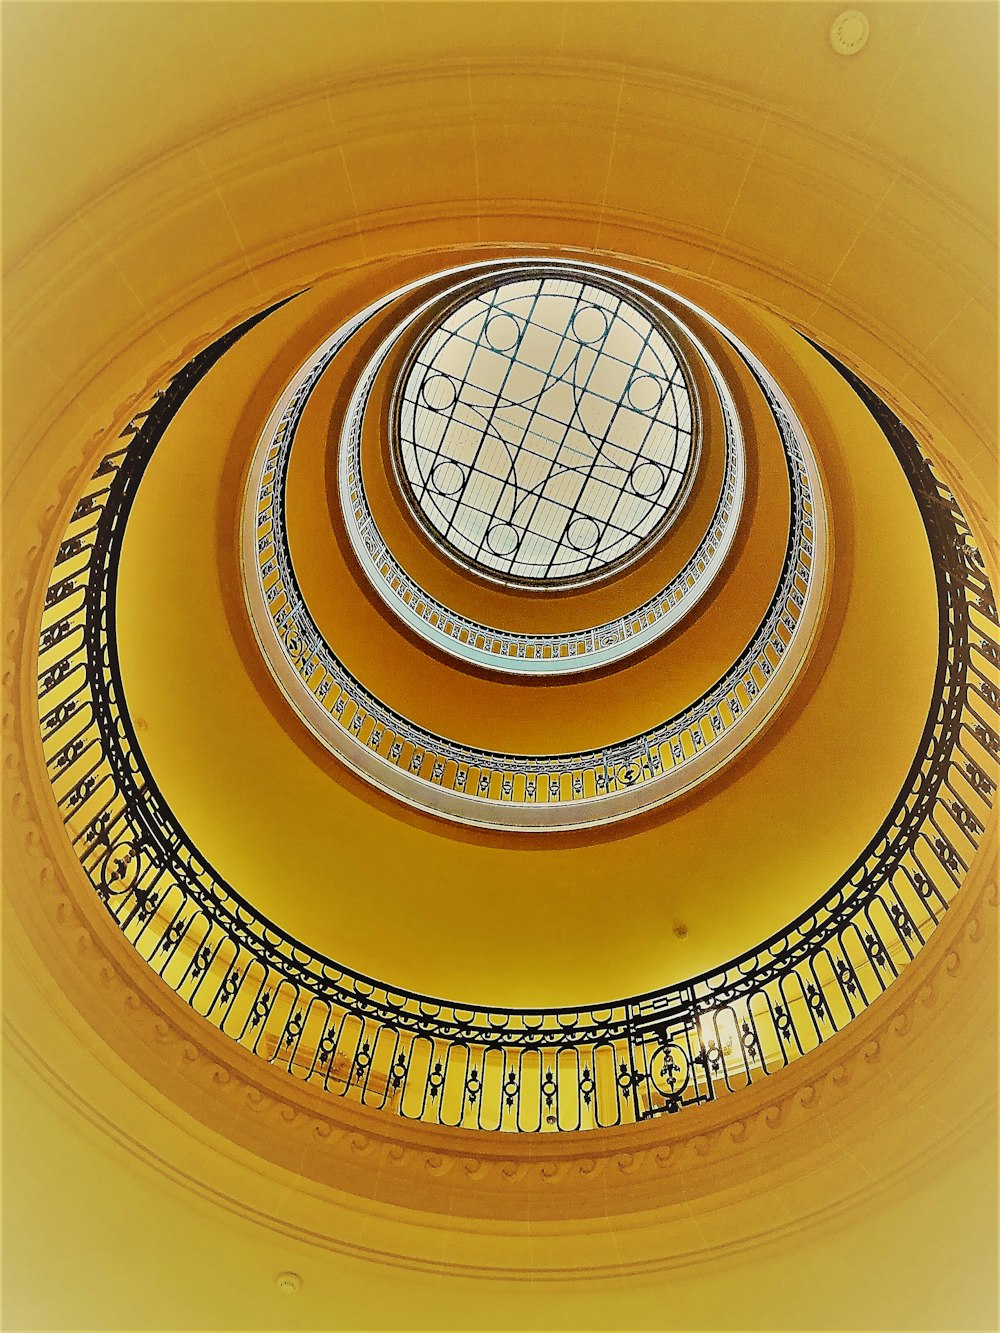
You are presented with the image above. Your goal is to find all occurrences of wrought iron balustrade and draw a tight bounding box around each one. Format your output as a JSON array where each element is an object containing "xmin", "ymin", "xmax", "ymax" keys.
[{"xmin": 34, "ymin": 299, "xmax": 998, "ymax": 1133}]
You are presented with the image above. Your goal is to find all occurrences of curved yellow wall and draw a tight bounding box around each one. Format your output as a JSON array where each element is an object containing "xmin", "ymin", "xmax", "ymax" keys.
[
  {"xmin": 113, "ymin": 268, "xmax": 937, "ymax": 1005},
  {"xmin": 2, "ymin": 4, "xmax": 995, "ymax": 1331}
]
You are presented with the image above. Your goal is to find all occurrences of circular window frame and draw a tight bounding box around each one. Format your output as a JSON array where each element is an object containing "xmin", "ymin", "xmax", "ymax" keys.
[{"xmin": 387, "ymin": 266, "xmax": 704, "ymax": 592}]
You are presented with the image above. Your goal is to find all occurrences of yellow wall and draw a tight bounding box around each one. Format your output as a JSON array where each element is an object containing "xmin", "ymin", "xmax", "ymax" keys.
[
  {"xmin": 114, "ymin": 269, "xmax": 938, "ymax": 1003},
  {"xmin": 2, "ymin": 3, "xmax": 996, "ymax": 1330}
]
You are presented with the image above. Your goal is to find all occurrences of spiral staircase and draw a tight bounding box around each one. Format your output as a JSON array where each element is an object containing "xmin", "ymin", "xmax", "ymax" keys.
[{"xmin": 3, "ymin": 5, "xmax": 996, "ymax": 1330}]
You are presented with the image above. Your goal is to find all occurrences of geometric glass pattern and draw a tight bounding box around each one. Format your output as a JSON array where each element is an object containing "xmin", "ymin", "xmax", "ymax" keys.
[{"xmin": 396, "ymin": 274, "xmax": 696, "ymax": 584}]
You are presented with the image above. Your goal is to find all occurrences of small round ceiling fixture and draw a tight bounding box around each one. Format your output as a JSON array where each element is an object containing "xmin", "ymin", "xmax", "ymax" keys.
[
  {"xmin": 276, "ymin": 1272, "xmax": 301, "ymax": 1295},
  {"xmin": 830, "ymin": 9, "xmax": 870, "ymax": 55}
]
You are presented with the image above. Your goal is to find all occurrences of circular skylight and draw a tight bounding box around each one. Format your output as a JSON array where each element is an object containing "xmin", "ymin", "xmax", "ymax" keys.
[{"xmin": 395, "ymin": 274, "xmax": 697, "ymax": 585}]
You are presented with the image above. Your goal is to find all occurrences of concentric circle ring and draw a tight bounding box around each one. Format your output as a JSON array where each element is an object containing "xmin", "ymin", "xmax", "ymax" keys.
[
  {"xmin": 33, "ymin": 288, "xmax": 996, "ymax": 1136},
  {"xmin": 240, "ymin": 259, "xmax": 829, "ymax": 831},
  {"xmin": 338, "ymin": 266, "xmax": 746, "ymax": 675}
]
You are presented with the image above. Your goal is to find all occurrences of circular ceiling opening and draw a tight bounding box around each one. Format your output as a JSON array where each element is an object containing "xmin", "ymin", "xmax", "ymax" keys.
[{"xmin": 394, "ymin": 273, "xmax": 698, "ymax": 586}]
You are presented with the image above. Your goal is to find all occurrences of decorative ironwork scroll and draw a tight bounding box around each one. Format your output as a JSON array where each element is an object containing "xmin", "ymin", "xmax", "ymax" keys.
[{"xmin": 36, "ymin": 290, "xmax": 997, "ymax": 1133}]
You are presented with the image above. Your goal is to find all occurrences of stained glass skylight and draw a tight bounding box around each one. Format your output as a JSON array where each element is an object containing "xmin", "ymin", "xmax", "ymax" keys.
[{"xmin": 395, "ymin": 274, "xmax": 696, "ymax": 585}]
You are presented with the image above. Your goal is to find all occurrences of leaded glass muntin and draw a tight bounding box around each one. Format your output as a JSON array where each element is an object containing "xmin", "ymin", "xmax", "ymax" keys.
[{"xmin": 389, "ymin": 266, "xmax": 702, "ymax": 591}]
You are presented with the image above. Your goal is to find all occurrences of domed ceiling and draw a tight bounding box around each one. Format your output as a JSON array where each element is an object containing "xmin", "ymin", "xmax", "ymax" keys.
[
  {"xmin": 3, "ymin": 4, "xmax": 996, "ymax": 1325},
  {"xmin": 28, "ymin": 241, "xmax": 995, "ymax": 1134}
]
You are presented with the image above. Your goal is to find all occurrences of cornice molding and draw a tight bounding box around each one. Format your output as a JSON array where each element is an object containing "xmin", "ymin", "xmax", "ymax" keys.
[{"xmin": 6, "ymin": 55, "xmax": 992, "ymax": 285}]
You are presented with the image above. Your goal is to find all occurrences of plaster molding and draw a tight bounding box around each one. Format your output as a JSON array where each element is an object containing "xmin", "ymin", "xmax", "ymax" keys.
[{"xmin": 7, "ymin": 56, "xmax": 991, "ymax": 285}]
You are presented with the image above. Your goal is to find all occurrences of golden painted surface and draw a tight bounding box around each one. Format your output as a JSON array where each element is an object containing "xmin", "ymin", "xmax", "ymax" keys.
[
  {"xmin": 113, "ymin": 273, "xmax": 936, "ymax": 1004},
  {"xmin": 2, "ymin": 3, "xmax": 995, "ymax": 1327}
]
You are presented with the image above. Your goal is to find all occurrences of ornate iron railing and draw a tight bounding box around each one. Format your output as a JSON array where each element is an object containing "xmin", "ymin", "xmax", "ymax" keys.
[
  {"xmin": 35, "ymin": 296, "xmax": 997, "ymax": 1133},
  {"xmin": 244, "ymin": 267, "xmax": 823, "ymax": 827}
]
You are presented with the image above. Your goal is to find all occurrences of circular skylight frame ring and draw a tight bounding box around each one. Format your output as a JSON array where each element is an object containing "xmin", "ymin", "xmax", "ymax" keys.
[
  {"xmin": 338, "ymin": 272, "xmax": 745, "ymax": 677},
  {"xmin": 388, "ymin": 267, "xmax": 703, "ymax": 592}
]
